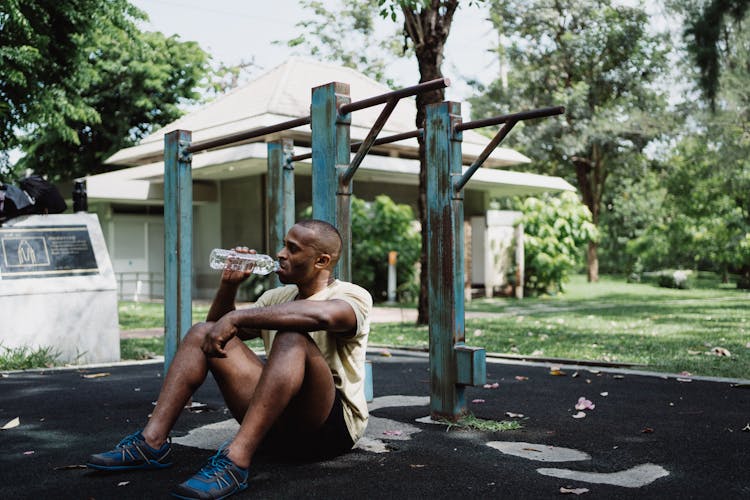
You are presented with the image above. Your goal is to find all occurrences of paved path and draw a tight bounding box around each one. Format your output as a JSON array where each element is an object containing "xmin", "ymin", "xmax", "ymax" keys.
[{"xmin": 2, "ymin": 351, "xmax": 748, "ymax": 499}]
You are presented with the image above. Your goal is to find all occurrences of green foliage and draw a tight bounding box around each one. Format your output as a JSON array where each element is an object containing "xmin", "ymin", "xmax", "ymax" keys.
[
  {"xmin": 1, "ymin": 1, "xmax": 139, "ymax": 165},
  {"xmin": 0, "ymin": 344, "xmax": 60, "ymax": 370},
  {"xmin": 469, "ymin": 0, "xmax": 671, "ymax": 277},
  {"xmin": 517, "ymin": 192, "xmax": 598, "ymax": 295},
  {"xmin": 282, "ymin": 0, "xmax": 402, "ymax": 85},
  {"xmin": 679, "ymin": 0, "xmax": 749, "ymax": 106},
  {"xmin": 351, "ymin": 195, "xmax": 421, "ymax": 302},
  {"xmin": 11, "ymin": 8, "xmax": 210, "ymax": 181}
]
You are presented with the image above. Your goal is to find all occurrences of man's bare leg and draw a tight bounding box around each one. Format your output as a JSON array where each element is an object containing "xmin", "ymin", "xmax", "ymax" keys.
[
  {"xmin": 222, "ymin": 331, "xmax": 336, "ymax": 469},
  {"xmin": 140, "ymin": 322, "xmax": 263, "ymax": 449}
]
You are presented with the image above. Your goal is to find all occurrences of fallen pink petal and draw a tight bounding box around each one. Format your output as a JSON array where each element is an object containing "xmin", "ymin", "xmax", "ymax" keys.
[
  {"xmin": 505, "ymin": 412, "xmax": 524, "ymax": 418},
  {"xmin": 572, "ymin": 411, "xmax": 587, "ymax": 419},
  {"xmin": 383, "ymin": 430, "xmax": 403, "ymax": 436},
  {"xmin": 483, "ymin": 383, "xmax": 500, "ymax": 389},
  {"xmin": 560, "ymin": 486, "xmax": 590, "ymax": 495},
  {"xmin": 472, "ymin": 399, "xmax": 486, "ymax": 404},
  {"xmin": 575, "ymin": 397, "xmax": 595, "ymax": 411}
]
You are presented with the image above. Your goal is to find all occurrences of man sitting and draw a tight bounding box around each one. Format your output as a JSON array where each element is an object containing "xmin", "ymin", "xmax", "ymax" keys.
[{"xmin": 87, "ymin": 220, "xmax": 373, "ymax": 499}]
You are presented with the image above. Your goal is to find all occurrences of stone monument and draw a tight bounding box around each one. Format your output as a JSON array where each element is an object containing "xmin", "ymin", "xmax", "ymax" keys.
[{"xmin": 0, "ymin": 213, "xmax": 119, "ymax": 364}]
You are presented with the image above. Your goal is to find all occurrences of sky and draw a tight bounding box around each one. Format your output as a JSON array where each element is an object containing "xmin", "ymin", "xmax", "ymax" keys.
[{"xmin": 129, "ymin": 0, "xmax": 500, "ymax": 109}]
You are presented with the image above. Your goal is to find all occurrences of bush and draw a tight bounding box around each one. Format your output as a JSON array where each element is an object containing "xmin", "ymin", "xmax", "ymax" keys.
[
  {"xmin": 351, "ymin": 195, "xmax": 420, "ymax": 302},
  {"xmin": 516, "ymin": 192, "xmax": 598, "ymax": 296},
  {"xmin": 642, "ymin": 270, "xmax": 694, "ymax": 289}
]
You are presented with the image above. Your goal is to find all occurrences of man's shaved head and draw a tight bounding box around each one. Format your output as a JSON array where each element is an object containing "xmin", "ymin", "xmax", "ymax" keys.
[{"xmin": 295, "ymin": 219, "xmax": 343, "ymax": 267}]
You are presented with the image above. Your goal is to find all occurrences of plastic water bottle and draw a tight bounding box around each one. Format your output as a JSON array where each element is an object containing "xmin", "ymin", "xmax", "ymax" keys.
[{"xmin": 208, "ymin": 248, "xmax": 279, "ymax": 275}]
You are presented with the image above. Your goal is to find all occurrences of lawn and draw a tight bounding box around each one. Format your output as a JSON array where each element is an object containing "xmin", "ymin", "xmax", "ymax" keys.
[{"xmin": 118, "ymin": 275, "xmax": 749, "ymax": 379}]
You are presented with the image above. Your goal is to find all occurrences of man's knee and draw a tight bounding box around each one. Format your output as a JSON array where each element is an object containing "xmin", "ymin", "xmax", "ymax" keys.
[{"xmin": 182, "ymin": 322, "xmax": 213, "ymax": 347}]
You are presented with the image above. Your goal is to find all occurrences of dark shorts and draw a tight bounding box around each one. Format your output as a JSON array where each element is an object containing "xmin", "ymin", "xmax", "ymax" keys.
[{"xmin": 259, "ymin": 389, "xmax": 354, "ymax": 461}]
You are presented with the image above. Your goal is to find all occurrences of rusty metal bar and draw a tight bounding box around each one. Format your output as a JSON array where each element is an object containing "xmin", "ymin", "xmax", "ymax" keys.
[
  {"xmin": 186, "ymin": 116, "xmax": 311, "ymax": 154},
  {"xmin": 338, "ymin": 77, "xmax": 449, "ymax": 115},
  {"xmin": 342, "ymin": 97, "xmax": 398, "ymax": 184},
  {"xmin": 290, "ymin": 129, "xmax": 422, "ymax": 162},
  {"xmin": 454, "ymin": 120, "xmax": 517, "ymax": 193},
  {"xmin": 455, "ymin": 106, "xmax": 564, "ymax": 132}
]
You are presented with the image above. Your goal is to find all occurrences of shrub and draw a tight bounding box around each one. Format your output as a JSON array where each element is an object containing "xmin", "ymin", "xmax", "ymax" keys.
[
  {"xmin": 516, "ymin": 192, "xmax": 598, "ymax": 296},
  {"xmin": 351, "ymin": 195, "xmax": 420, "ymax": 302}
]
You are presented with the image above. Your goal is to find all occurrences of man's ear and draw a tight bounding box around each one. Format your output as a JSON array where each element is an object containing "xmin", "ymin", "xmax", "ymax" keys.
[{"xmin": 314, "ymin": 253, "xmax": 332, "ymax": 269}]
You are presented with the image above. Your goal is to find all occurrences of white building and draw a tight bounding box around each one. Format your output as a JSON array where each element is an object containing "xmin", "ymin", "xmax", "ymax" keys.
[{"xmin": 85, "ymin": 58, "xmax": 574, "ymax": 300}]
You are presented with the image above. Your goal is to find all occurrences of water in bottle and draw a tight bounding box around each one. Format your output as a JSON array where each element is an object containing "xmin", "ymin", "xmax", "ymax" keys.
[{"xmin": 209, "ymin": 248, "xmax": 279, "ymax": 275}]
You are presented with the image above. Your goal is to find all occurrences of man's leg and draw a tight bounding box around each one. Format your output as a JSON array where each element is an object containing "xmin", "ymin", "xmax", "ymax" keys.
[
  {"xmin": 142, "ymin": 322, "xmax": 264, "ymax": 449},
  {"xmin": 222, "ymin": 330, "xmax": 335, "ymax": 468}
]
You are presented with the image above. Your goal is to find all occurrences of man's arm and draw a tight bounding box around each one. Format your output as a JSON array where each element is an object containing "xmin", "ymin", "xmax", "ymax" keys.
[{"xmin": 202, "ymin": 298, "xmax": 357, "ymax": 357}]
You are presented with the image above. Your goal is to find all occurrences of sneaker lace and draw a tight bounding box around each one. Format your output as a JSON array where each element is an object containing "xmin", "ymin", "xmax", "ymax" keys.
[
  {"xmin": 116, "ymin": 430, "xmax": 143, "ymax": 449},
  {"xmin": 197, "ymin": 451, "xmax": 233, "ymax": 479}
]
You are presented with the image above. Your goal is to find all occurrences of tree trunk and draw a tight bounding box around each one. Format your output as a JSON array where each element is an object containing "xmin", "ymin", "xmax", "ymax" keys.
[
  {"xmin": 587, "ymin": 240, "xmax": 599, "ymax": 282},
  {"xmin": 403, "ymin": 1, "xmax": 458, "ymax": 325}
]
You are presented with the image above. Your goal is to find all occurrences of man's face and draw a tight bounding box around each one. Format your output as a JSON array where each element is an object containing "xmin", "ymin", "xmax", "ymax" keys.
[{"xmin": 276, "ymin": 224, "xmax": 320, "ymax": 284}]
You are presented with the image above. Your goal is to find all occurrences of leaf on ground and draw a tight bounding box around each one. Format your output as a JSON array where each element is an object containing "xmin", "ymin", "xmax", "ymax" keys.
[
  {"xmin": 380, "ymin": 350, "xmax": 392, "ymax": 357},
  {"xmin": 2, "ymin": 417, "xmax": 20, "ymax": 430},
  {"xmin": 641, "ymin": 427, "xmax": 655, "ymax": 433},
  {"xmin": 55, "ymin": 464, "xmax": 88, "ymax": 471},
  {"xmin": 514, "ymin": 376, "xmax": 529, "ymax": 381},
  {"xmin": 560, "ymin": 486, "xmax": 590, "ymax": 495},
  {"xmin": 575, "ymin": 397, "xmax": 595, "ymax": 411},
  {"xmin": 572, "ymin": 411, "xmax": 586, "ymax": 419},
  {"xmin": 81, "ymin": 372, "xmax": 110, "ymax": 379},
  {"xmin": 483, "ymin": 382, "xmax": 500, "ymax": 389},
  {"xmin": 710, "ymin": 347, "xmax": 731, "ymax": 357},
  {"xmin": 549, "ymin": 368, "xmax": 566, "ymax": 376}
]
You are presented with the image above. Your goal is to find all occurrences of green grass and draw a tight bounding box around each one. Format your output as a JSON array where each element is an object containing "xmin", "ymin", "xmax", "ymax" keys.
[
  {"xmin": 436, "ymin": 414, "xmax": 523, "ymax": 432},
  {"xmin": 116, "ymin": 275, "xmax": 749, "ymax": 379},
  {"xmin": 0, "ymin": 344, "xmax": 61, "ymax": 370},
  {"xmin": 369, "ymin": 275, "xmax": 749, "ymax": 379},
  {"xmin": 118, "ymin": 301, "xmax": 210, "ymax": 330}
]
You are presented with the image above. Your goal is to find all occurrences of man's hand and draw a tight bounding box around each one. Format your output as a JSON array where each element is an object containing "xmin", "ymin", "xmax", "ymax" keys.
[
  {"xmin": 219, "ymin": 246, "xmax": 257, "ymax": 286},
  {"xmin": 201, "ymin": 314, "xmax": 239, "ymax": 357}
]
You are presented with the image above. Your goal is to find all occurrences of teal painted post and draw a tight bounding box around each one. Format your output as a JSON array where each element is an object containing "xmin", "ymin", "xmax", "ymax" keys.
[
  {"xmin": 267, "ymin": 138, "xmax": 295, "ymax": 288},
  {"xmin": 425, "ymin": 102, "xmax": 468, "ymax": 419},
  {"xmin": 310, "ymin": 82, "xmax": 351, "ymax": 280},
  {"xmin": 163, "ymin": 130, "xmax": 193, "ymax": 376}
]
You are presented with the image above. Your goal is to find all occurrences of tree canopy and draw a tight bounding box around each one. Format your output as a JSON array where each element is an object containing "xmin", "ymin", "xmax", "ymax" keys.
[
  {"xmin": 1, "ymin": 0, "xmax": 210, "ymax": 181},
  {"xmin": 470, "ymin": 0, "xmax": 671, "ymax": 281}
]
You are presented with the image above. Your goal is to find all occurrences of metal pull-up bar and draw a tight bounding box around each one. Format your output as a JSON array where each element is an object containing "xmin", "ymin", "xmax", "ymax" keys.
[
  {"xmin": 453, "ymin": 106, "xmax": 565, "ymax": 193},
  {"xmin": 338, "ymin": 77, "xmax": 449, "ymax": 115},
  {"xmin": 290, "ymin": 129, "xmax": 422, "ymax": 162},
  {"xmin": 186, "ymin": 116, "xmax": 312, "ymax": 154}
]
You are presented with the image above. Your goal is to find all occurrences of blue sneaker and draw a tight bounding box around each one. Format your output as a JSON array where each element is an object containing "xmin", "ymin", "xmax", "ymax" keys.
[
  {"xmin": 171, "ymin": 448, "xmax": 248, "ymax": 500},
  {"xmin": 86, "ymin": 430, "xmax": 172, "ymax": 470}
]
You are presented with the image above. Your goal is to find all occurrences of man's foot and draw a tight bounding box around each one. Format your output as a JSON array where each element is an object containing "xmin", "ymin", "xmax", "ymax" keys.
[
  {"xmin": 86, "ymin": 430, "xmax": 172, "ymax": 470},
  {"xmin": 171, "ymin": 448, "xmax": 248, "ymax": 500}
]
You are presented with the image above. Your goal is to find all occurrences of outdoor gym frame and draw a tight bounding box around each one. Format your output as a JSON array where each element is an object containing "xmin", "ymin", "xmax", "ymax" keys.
[{"xmin": 163, "ymin": 78, "xmax": 563, "ymax": 420}]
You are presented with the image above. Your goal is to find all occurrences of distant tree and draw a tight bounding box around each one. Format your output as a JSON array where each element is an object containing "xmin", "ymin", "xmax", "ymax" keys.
[
  {"xmin": 288, "ymin": 0, "xmax": 484, "ymax": 324},
  {"xmin": 678, "ymin": 0, "xmax": 750, "ymax": 107},
  {"xmin": 470, "ymin": 0, "xmax": 671, "ymax": 282},
  {"xmin": 1, "ymin": 1, "xmax": 210, "ymax": 181}
]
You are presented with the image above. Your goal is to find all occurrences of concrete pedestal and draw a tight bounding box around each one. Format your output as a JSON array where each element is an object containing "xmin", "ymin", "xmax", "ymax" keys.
[{"xmin": 0, "ymin": 214, "xmax": 120, "ymax": 364}]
